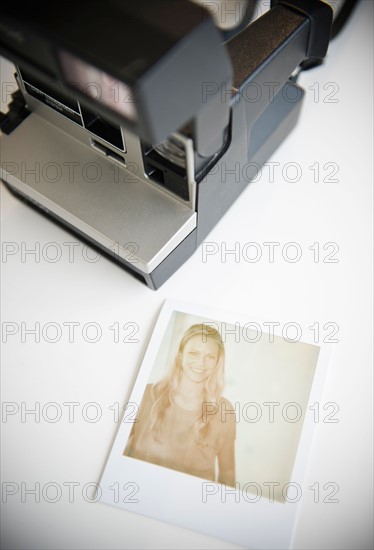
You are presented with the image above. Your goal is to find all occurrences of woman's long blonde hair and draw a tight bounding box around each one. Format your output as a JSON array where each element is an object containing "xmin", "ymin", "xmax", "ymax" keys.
[{"xmin": 149, "ymin": 323, "xmax": 225, "ymax": 444}]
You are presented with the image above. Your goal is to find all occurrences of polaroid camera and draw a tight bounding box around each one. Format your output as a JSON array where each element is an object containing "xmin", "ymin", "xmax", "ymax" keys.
[{"xmin": 0, "ymin": 0, "xmax": 334, "ymax": 289}]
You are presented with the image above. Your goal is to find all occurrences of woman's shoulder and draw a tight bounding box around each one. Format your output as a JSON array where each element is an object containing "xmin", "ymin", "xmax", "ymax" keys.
[
  {"xmin": 218, "ymin": 396, "xmax": 235, "ymax": 411},
  {"xmin": 138, "ymin": 383, "xmax": 155, "ymax": 411},
  {"xmin": 144, "ymin": 383, "xmax": 154, "ymax": 394},
  {"xmin": 143, "ymin": 383, "xmax": 155, "ymax": 399}
]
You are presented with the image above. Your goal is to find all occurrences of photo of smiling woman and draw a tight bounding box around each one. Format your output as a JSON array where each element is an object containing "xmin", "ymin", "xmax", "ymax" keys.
[{"xmin": 123, "ymin": 323, "xmax": 236, "ymax": 486}]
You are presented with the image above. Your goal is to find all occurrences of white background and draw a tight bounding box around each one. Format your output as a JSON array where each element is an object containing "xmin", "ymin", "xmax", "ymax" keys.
[{"xmin": 1, "ymin": 1, "xmax": 373, "ymax": 548}]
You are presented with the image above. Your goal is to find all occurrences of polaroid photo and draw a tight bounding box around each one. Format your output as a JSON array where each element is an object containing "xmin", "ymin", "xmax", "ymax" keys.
[{"xmin": 99, "ymin": 299, "xmax": 332, "ymax": 549}]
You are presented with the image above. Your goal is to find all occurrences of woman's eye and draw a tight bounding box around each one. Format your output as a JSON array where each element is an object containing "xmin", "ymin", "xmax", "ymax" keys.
[{"xmin": 189, "ymin": 351, "xmax": 198, "ymax": 356}]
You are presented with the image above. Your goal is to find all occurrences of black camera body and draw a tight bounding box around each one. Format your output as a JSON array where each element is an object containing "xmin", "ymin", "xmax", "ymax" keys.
[{"xmin": 0, "ymin": 0, "xmax": 332, "ymax": 289}]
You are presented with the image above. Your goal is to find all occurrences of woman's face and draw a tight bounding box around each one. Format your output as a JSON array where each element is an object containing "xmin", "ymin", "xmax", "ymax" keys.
[{"xmin": 180, "ymin": 335, "xmax": 220, "ymax": 384}]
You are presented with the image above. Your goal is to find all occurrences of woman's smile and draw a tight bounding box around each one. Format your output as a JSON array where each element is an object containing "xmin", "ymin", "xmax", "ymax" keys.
[{"xmin": 180, "ymin": 335, "xmax": 220, "ymax": 383}]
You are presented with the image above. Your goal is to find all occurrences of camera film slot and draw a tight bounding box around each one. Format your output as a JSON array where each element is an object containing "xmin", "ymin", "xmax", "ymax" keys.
[
  {"xmin": 18, "ymin": 67, "xmax": 127, "ymax": 155},
  {"xmin": 19, "ymin": 68, "xmax": 82, "ymax": 126},
  {"xmin": 90, "ymin": 139, "xmax": 126, "ymax": 166},
  {"xmin": 80, "ymin": 105, "xmax": 125, "ymax": 152}
]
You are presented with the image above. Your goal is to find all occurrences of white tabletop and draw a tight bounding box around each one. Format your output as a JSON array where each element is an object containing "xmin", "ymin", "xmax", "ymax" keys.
[{"xmin": 1, "ymin": 2, "xmax": 373, "ymax": 549}]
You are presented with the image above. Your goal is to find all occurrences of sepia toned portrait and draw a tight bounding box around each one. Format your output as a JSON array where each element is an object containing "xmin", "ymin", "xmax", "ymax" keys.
[
  {"xmin": 123, "ymin": 308, "xmax": 321, "ymax": 502},
  {"xmin": 124, "ymin": 320, "xmax": 235, "ymax": 486}
]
